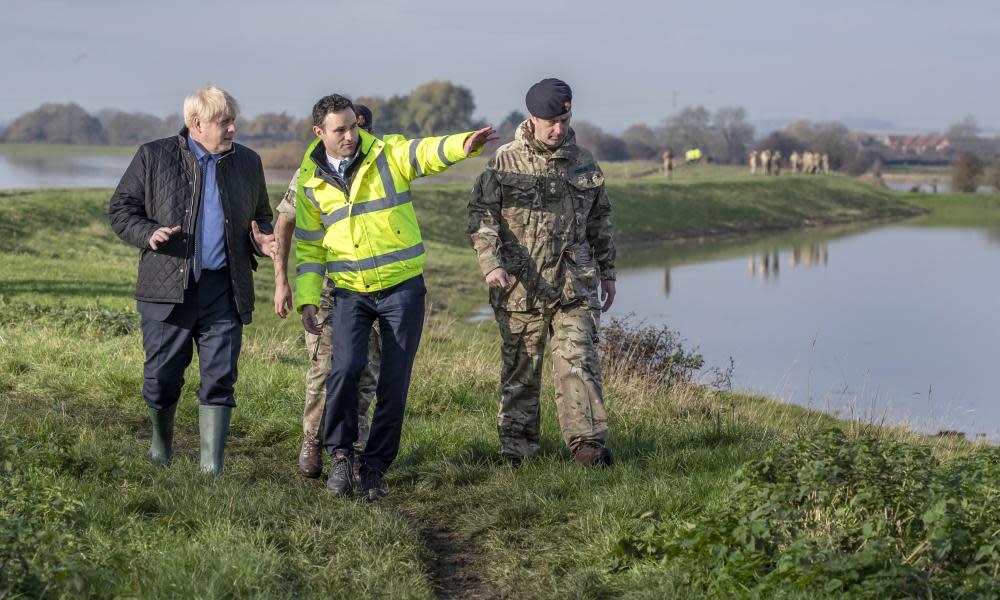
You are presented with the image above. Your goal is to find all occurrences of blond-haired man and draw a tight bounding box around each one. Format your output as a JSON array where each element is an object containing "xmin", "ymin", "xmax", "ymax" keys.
[{"xmin": 109, "ymin": 85, "xmax": 277, "ymax": 476}]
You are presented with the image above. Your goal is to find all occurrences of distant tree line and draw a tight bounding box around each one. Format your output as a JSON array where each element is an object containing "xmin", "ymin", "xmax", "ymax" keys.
[
  {"xmin": 5, "ymin": 86, "xmax": 996, "ymax": 186},
  {"xmin": 569, "ymin": 105, "xmax": 756, "ymax": 164}
]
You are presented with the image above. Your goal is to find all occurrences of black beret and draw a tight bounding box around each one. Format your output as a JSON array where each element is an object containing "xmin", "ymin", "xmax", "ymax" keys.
[
  {"xmin": 354, "ymin": 104, "xmax": 373, "ymax": 132},
  {"xmin": 525, "ymin": 78, "xmax": 572, "ymax": 119}
]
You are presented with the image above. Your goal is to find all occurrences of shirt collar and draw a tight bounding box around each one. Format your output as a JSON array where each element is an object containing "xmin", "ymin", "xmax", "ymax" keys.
[{"xmin": 187, "ymin": 134, "xmax": 218, "ymax": 162}]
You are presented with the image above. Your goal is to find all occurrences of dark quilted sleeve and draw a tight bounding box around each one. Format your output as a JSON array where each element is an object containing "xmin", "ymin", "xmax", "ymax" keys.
[{"xmin": 109, "ymin": 146, "xmax": 157, "ymax": 250}]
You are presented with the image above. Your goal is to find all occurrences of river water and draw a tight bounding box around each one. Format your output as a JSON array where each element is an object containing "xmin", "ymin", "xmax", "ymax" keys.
[
  {"xmin": 0, "ymin": 150, "xmax": 292, "ymax": 188},
  {"xmin": 608, "ymin": 223, "xmax": 1000, "ymax": 439}
]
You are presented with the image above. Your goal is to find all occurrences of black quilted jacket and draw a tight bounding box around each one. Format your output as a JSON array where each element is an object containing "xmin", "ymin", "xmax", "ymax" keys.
[{"xmin": 108, "ymin": 130, "xmax": 273, "ymax": 321}]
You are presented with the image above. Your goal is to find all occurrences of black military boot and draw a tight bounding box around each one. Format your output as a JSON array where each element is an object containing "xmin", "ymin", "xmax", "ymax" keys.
[
  {"xmin": 298, "ymin": 433, "xmax": 323, "ymax": 479},
  {"xmin": 358, "ymin": 464, "xmax": 388, "ymax": 502},
  {"xmin": 574, "ymin": 443, "xmax": 613, "ymax": 467},
  {"xmin": 199, "ymin": 405, "xmax": 232, "ymax": 476},
  {"xmin": 326, "ymin": 450, "xmax": 354, "ymax": 496},
  {"xmin": 147, "ymin": 405, "xmax": 176, "ymax": 466}
]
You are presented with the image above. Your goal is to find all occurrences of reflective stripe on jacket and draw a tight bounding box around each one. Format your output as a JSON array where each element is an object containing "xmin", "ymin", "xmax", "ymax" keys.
[{"xmin": 294, "ymin": 128, "xmax": 476, "ymax": 308}]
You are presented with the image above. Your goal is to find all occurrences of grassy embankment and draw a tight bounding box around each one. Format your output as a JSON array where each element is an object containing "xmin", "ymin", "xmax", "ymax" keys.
[{"xmin": 2, "ymin": 174, "xmax": 1000, "ymax": 598}]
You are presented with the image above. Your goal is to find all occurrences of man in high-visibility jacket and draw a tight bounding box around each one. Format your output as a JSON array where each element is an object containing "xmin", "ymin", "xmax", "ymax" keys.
[
  {"xmin": 295, "ymin": 93, "xmax": 495, "ymax": 500},
  {"xmin": 273, "ymin": 105, "xmax": 383, "ymax": 482}
]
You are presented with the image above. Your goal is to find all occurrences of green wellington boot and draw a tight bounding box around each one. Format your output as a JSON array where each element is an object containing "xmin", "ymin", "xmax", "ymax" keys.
[
  {"xmin": 199, "ymin": 405, "xmax": 232, "ymax": 476},
  {"xmin": 147, "ymin": 405, "xmax": 177, "ymax": 466}
]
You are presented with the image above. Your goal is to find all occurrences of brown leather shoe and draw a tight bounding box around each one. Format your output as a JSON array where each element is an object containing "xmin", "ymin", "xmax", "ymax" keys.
[
  {"xmin": 574, "ymin": 444, "xmax": 614, "ymax": 467},
  {"xmin": 298, "ymin": 435, "xmax": 323, "ymax": 478}
]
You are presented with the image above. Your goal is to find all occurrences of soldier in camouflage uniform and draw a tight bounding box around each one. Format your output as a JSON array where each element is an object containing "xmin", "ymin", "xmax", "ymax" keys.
[
  {"xmin": 273, "ymin": 106, "xmax": 380, "ymax": 479},
  {"xmin": 467, "ymin": 78, "xmax": 616, "ymax": 467}
]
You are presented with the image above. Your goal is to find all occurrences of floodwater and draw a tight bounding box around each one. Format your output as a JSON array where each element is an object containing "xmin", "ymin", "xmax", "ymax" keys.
[
  {"xmin": 0, "ymin": 149, "xmax": 292, "ymax": 189},
  {"xmin": 0, "ymin": 152, "xmax": 133, "ymax": 188},
  {"xmin": 608, "ymin": 223, "xmax": 1000, "ymax": 439}
]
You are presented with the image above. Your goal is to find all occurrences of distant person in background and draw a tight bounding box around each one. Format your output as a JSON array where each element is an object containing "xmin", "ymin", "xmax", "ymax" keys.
[
  {"xmin": 272, "ymin": 104, "xmax": 381, "ymax": 480},
  {"xmin": 772, "ymin": 151, "xmax": 782, "ymax": 175},
  {"xmin": 662, "ymin": 149, "xmax": 673, "ymax": 178},
  {"xmin": 108, "ymin": 85, "xmax": 277, "ymax": 476},
  {"xmin": 789, "ymin": 151, "xmax": 801, "ymax": 174},
  {"xmin": 821, "ymin": 153, "xmax": 830, "ymax": 174},
  {"xmin": 760, "ymin": 149, "xmax": 772, "ymax": 175},
  {"xmin": 750, "ymin": 149, "xmax": 758, "ymax": 175}
]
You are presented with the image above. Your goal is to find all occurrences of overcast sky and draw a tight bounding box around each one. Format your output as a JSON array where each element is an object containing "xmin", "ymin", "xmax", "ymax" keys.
[{"xmin": 2, "ymin": 0, "xmax": 997, "ymax": 133}]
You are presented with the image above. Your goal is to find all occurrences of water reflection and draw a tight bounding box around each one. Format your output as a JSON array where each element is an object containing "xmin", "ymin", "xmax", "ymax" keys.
[{"xmin": 743, "ymin": 243, "xmax": 828, "ymax": 282}]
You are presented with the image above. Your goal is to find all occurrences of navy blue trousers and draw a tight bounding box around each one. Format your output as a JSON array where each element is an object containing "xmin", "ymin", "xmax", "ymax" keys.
[
  {"xmin": 139, "ymin": 269, "xmax": 244, "ymax": 411},
  {"xmin": 322, "ymin": 274, "xmax": 426, "ymax": 474}
]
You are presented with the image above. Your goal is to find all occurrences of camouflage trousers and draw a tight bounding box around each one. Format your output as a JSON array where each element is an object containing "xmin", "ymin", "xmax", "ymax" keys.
[
  {"xmin": 304, "ymin": 282, "xmax": 380, "ymax": 453},
  {"xmin": 494, "ymin": 302, "xmax": 609, "ymax": 460}
]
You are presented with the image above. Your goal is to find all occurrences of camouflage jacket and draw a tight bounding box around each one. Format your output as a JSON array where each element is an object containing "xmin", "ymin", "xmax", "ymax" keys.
[{"xmin": 468, "ymin": 121, "xmax": 616, "ymax": 311}]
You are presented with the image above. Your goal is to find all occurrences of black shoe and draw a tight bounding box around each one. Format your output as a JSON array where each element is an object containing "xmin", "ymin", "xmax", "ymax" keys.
[
  {"xmin": 574, "ymin": 444, "xmax": 613, "ymax": 467},
  {"xmin": 358, "ymin": 465, "xmax": 387, "ymax": 502},
  {"xmin": 326, "ymin": 451, "xmax": 354, "ymax": 496}
]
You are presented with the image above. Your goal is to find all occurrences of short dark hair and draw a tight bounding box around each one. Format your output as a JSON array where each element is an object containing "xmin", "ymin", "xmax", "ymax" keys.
[{"xmin": 312, "ymin": 94, "xmax": 354, "ymax": 128}]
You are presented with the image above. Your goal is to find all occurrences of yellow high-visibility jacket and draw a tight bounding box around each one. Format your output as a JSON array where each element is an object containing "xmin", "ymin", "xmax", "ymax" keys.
[{"xmin": 295, "ymin": 128, "xmax": 477, "ymax": 309}]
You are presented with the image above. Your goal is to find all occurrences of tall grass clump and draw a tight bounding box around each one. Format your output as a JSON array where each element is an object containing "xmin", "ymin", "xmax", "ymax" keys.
[{"xmin": 600, "ymin": 317, "xmax": 705, "ymax": 386}]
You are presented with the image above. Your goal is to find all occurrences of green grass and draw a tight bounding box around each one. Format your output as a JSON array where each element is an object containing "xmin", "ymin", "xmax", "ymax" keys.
[
  {"xmin": 902, "ymin": 192, "xmax": 1000, "ymax": 227},
  {"xmin": 1, "ymin": 176, "xmax": 997, "ymax": 598}
]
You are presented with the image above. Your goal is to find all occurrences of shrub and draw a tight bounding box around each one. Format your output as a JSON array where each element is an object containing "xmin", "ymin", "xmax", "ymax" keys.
[
  {"xmin": 611, "ymin": 429, "xmax": 1000, "ymax": 597},
  {"xmin": 600, "ymin": 317, "xmax": 704, "ymax": 385},
  {"xmin": 951, "ymin": 152, "xmax": 984, "ymax": 193},
  {"xmin": 983, "ymin": 161, "xmax": 1000, "ymax": 191}
]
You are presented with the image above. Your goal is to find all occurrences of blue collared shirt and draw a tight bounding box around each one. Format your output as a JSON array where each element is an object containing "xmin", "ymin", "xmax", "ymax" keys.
[{"xmin": 187, "ymin": 135, "xmax": 227, "ymax": 271}]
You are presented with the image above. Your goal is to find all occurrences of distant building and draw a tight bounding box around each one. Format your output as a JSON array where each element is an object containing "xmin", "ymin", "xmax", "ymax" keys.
[{"xmin": 882, "ymin": 135, "xmax": 952, "ymax": 156}]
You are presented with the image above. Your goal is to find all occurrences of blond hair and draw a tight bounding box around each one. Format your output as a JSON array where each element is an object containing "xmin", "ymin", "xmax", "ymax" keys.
[{"xmin": 183, "ymin": 85, "xmax": 239, "ymax": 128}]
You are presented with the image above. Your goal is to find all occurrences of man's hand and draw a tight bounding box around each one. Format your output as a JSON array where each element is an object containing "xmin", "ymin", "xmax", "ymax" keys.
[
  {"xmin": 600, "ymin": 279, "xmax": 616, "ymax": 313},
  {"xmin": 148, "ymin": 225, "xmax": 181, "ymax": 251},
  {"xmin": 273, "ymin": 277, "xmax": 293, "ymax": 318},
  {"xmin": 252, "ymin": 220, "xmax": 278, "ymax": 259},
  {"xmin": 464, "ymin": 126, "xmax": 498, "ymax": 156},
  {"xmin": 302, "ymin": 304, "xmax": 321, "ymax": 336},
  {"xmin": 485, "ymin": 267, "xmax": 512, "ymax": 289}
]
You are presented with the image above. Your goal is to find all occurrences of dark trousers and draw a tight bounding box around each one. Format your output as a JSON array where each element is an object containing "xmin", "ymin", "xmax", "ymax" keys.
[
  {"xmin": 139, "ymin": 269, "xmax": 244, "ymax": 411},
  {"xmin": 322, "ymin": 274, "xmax": 426, "ymax": 474}
]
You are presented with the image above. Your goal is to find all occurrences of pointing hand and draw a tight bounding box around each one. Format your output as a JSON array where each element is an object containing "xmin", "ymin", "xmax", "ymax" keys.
[{"xmin": 464, "ymin": 126, "xmax": 498, "ymax": 156}]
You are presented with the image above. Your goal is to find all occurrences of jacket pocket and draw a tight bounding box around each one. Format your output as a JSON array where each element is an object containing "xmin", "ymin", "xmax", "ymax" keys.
[{"xmin": 497, "ymin": 171, "xmax": 538, "ymax": 208}]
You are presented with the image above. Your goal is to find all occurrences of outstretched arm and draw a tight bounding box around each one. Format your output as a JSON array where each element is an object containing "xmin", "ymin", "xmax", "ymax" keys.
[{"xmin": 387, "ymin": 126, "xmax": 497, "ymax": 182}]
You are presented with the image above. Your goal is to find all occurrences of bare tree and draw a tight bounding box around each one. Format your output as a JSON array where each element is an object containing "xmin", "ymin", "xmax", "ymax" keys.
[
  {"xmin": 622, "ymin": 123, "xmax": 661, "ymax": 160},
  {"xmin": 712, "ymin": 106, "xmax": 755, "ymax": 164}
]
